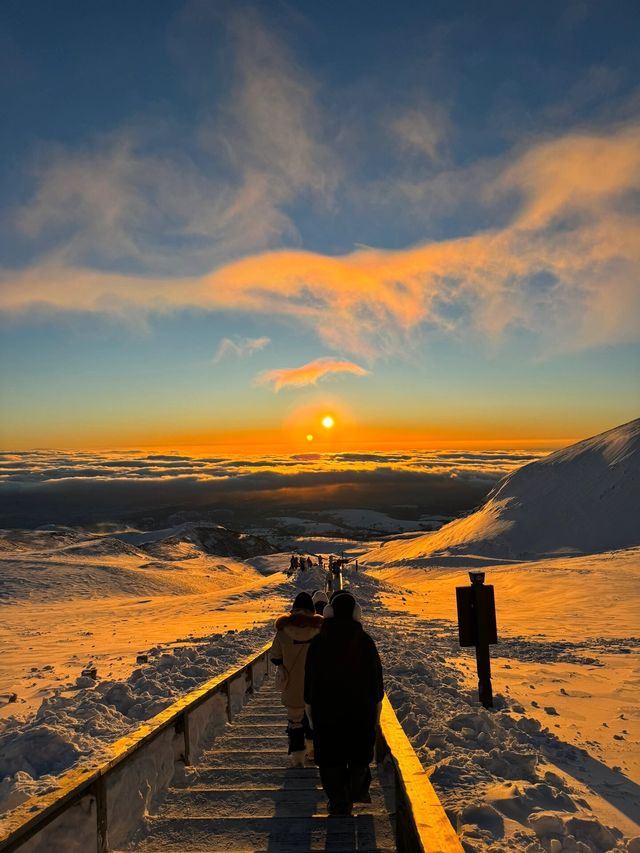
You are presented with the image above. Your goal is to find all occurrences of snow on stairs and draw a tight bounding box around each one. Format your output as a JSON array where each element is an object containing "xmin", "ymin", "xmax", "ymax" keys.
[{"xmin": 119, "ymin": 683, "xmax": 396, "ymax": 852}]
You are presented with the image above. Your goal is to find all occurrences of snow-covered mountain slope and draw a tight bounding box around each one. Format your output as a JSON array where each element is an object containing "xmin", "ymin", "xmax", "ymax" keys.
[
  {"xmin": 366, "ymin": 418, "xmax": 640, "ymax": 565},
  {"xmin": 113, "ymin": 521, "xmax": 279, "ymax": 560}
]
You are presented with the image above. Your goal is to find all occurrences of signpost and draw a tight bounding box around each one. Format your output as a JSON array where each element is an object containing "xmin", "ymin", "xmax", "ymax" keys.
[{"xmin": 456, "ymin": 572, "xmax": 498, "ymax": 708}]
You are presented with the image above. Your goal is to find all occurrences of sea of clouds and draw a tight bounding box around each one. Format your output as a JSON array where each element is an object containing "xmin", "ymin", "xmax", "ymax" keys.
[{"xmin": 0, "ymin": 448, "xmax": 545, "ymax": 528}]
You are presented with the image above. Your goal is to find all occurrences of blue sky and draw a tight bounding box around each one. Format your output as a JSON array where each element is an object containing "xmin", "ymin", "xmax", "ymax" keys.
[{"xmin": 1, "ymin": 0, "xmax": 639, "ymax": 448}]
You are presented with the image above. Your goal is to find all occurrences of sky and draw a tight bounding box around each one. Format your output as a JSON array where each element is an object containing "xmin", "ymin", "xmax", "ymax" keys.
[{"xmin": 1, "ymin": 0, "xmax": 639, "ymax": 452}]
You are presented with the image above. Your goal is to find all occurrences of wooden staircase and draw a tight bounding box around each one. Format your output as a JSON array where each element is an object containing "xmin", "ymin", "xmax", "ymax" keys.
[
  {"xmin": 120, "ymin": 680, "xmax": 397, "ymax": 852},
  {"xmin": 2, "ymin": 642, "xmax": 462, "ymax": 853}
]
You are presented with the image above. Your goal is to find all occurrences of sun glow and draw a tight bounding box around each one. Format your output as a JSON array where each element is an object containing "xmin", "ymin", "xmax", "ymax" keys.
[{"xmin": 322, "ymin": 415, "xmax": 335, "ymax": 429}]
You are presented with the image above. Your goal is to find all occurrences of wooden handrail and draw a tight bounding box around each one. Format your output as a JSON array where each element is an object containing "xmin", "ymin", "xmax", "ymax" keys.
[
  {"xmin": 377, "ymin": 696, "xmax": 463, "ymax": 852},
  {"xmin": 0, "ymin": 642, "xmax": 272, "ymax": 853}
]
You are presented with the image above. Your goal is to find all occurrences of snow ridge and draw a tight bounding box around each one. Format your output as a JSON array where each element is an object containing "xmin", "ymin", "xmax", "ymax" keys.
[{"xmin": 367, "ymin": 419, "xmax": 640, "ymax": 565}]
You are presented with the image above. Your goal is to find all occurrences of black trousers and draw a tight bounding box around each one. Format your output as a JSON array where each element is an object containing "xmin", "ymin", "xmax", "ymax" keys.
[{"xmin": 319, "ymin": 763, "xmax": 372, "ymax": 812}]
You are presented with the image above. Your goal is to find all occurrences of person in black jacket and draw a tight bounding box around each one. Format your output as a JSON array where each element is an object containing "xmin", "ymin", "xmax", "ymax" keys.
[{"xmin": 304, "ymin": 591, "xmax": 383, "ymax": 816}]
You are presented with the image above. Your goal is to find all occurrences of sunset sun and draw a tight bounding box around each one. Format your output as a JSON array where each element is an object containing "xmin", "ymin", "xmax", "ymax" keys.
[{"xmin": 321, "ymin": 415, "xmax": 335, "ymax": 429}]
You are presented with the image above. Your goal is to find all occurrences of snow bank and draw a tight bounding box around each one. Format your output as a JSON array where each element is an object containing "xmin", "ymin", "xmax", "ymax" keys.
[
  {"xmin": 0, "ymin": 626, "xmax": 273, "ymax": 824},
  {"xmin": 114, "ymin": 522, "xmax": 278, "ymax": 560},
  {"xmin": 370, "ymin": 611, "xmax": 632, "ymax": 851},
  {"xmin": 8, "ymin": 647, "xmax": 273, "ymax": 853}
]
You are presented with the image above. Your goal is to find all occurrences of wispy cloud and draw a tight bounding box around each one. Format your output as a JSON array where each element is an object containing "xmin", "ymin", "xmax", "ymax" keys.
[
  {"xmin": 257, "ymin": 357, "xmax": 370, "ymax": 391},
  {"xmin": 1, "ymin": 0, "xmax": 639, "ymax": 371},
  {"xmin": 11, "ymin": 7, "xmax": 337, "ymax": 276},
  {"xmin": 390, "ymin": 101, "xmax": 451, "ymax": 166},
  {"xmin": 3, "ymin": 122, "xmax": 639, "ymax": 359},
  {"xmin": 213, "ymin": 336, "xmax": 270, "ymax": 363}
]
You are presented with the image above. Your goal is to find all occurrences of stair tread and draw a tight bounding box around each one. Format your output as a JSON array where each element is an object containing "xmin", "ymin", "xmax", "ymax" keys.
[
  {"xmin": 123, "ymin": 814, "xmax": 396, "ymax": 852},
  {"xmin": 155, "ymin": 786, "xmax": 391, "ymax": 819}
]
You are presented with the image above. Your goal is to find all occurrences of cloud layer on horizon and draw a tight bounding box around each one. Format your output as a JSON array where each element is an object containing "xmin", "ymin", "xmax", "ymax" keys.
[{"xmin": 0, "ymin": 447, "xmax": 544, "ymax": 526}]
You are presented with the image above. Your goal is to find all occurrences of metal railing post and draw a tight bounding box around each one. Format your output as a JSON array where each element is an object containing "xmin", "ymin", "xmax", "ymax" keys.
[
  {"xmin": 224, "ymin": 679, "xmax": 234, "ymax": 722},
  {"xmin": 94, "ymin": 776, "xmax": 108, "ymax": 853},
  {"xmin": 175, "ymin": 713, "xmax": 191, "ymax": 765}
]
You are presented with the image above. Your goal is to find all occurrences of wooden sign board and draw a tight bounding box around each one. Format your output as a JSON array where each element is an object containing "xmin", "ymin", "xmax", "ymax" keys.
[{"xmin": 456, "ymin": 584, "xmax": 498, "ymax": 647}]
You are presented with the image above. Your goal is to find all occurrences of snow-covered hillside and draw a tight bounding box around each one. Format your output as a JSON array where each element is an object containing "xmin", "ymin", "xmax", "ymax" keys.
[
  {"xmin": 113, "ymin": 521, "xmax": 279, "ymax": 560},
  {"xmin": 366, "ymin": 419, "xmax": 640, "ymax": 565}
]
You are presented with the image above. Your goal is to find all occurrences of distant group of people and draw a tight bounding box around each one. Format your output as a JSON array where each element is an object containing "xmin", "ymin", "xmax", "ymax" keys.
[
  {"xmin": 269, "ymin": 588, "xmax": 383, "ymax": 816},
  {"xmin": 286, "ymin": 553, "xmax": 359, "ymax": 593},
  {"xmin": 286, "ymin": 553, "xmax": 316, "ymax": 576}
]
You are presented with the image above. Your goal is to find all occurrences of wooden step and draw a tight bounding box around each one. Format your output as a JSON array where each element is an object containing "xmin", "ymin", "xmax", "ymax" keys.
[
  {"xmin": 180, "ymin": 766, "xmax": 323, "ymax": 790},
  {"xmin": 123, "ymin": 813, "xmax": 396, "ymax": 852},
  {"xmin": 233, "ymin": 709, "xmax": 287, "ymax": 721},
  {"xmin": 221, "ymin": 722, "xmax": 287, "ymax": 737},
  {"xmin": 248, "ymin": 695, "xmax": 283, "ymax": 703},
  {"xmin": 115, "ymin": 847, "xmax": 397, "ymax": 853},
  {"xmin": 212, "ymin": 733, "xmax": 288, "ymax": 752},
  {"xmin": 155, "ymin": 784, "xmax": 391, "ymax": 819},
  {"xmin": 204, "ymin": 749, "xmax": 313, "ymax": 768}
]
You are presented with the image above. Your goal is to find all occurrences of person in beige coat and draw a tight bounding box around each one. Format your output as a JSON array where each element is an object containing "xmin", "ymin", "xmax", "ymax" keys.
[{"xmin": 270, "ymin": 592, "xmax": 323, "ymax": 766}]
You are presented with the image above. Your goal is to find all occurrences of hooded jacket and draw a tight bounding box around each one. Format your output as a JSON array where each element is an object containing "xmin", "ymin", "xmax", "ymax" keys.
[{"xmin": 270, "ymin": 610, "xmax": 323, "ymax": 708}]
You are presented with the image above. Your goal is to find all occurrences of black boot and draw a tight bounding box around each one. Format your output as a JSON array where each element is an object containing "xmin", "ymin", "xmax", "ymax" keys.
[
  {"xmin": 287, "ymin": 721, "xmax": 305, "ymax": 754},
  {"xmin": 320, "ymin": 764, "xmax": 352, "ymax": 815},
  {"xmin": 349, "ymin": 764, "xmax": 372, "ymax": 803}
]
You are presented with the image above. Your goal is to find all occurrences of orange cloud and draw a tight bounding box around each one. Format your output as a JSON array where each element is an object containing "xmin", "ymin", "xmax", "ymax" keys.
[
  {"xmin": 2, "ymin": 124, "xmax": 639, "ymax": 358},
  {"xmin": 257, "ymin": 357, "xmax": 369, "ymax": 391},
  {"xmin": 205, "ymin": 124, "xmax": 640, "ymax": 353},
  {"xmin": 499, "ymin": 124, "xmax": 640, "ymax": 229}
]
